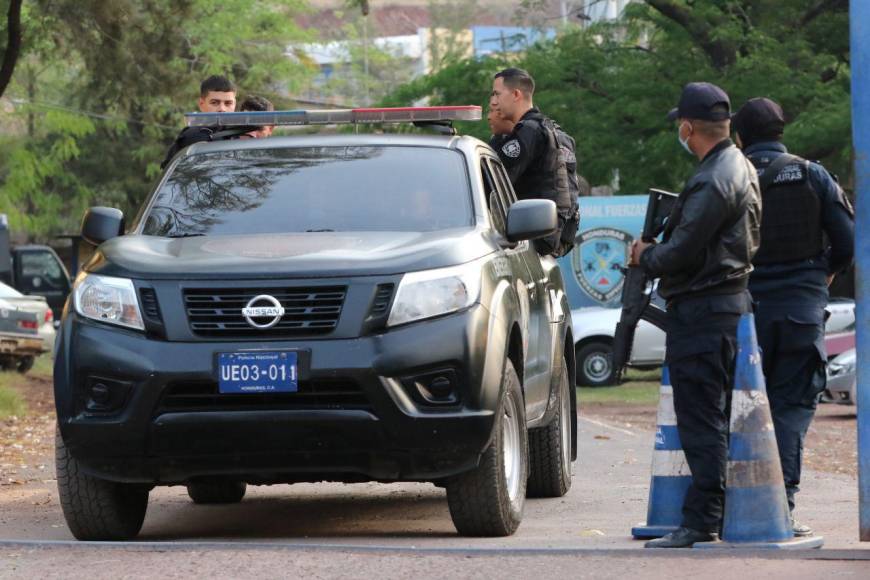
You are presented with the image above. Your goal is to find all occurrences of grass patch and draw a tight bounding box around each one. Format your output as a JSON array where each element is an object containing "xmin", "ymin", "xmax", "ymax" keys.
[
  {"xmin": 577, "ymin": 367, "xmax": 662, "ymax": 406},
  {"xmin": 0, "ymin": 354, "xmax": 52, "ymax": 419},
  {"xmin": 0, "ymin": 379, "xmax": 27, "ymax": 419},
  {"xmin": 31, "ymin": 354, "xmax": 53, "ymax": 378}
]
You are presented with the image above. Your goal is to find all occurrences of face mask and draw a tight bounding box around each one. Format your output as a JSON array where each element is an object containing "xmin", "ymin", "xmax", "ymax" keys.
[{"xmin": 678, "ymin": 122, "xmax": 693, "ymax": 155}]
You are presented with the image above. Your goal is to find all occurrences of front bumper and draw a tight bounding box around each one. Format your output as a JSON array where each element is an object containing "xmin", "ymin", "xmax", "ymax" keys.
[{"xmin": 55, "ymin": 305, "xmax": 503, "ymax": 484}]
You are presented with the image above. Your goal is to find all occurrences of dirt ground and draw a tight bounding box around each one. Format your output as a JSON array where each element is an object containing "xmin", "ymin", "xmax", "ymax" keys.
[
  {"xmin": 1, "ymin": 372, "xmax": 861, "ymax": 488},
  {"xmin": 0, "ymin": 373, "xmax": 55, "ymax": 488},
  {"xmin": 584, "ymin": 399, "xmax": 859, "ymax": 478},
  {"xmin": 0, "ymin": 370, "xmax": 865, "ymax": 577}
]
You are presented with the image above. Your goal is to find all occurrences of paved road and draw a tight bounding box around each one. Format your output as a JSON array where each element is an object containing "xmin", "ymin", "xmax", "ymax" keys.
[{"xmin": 0, "ymin": 415, "xmax": 865, "ymax": 577}]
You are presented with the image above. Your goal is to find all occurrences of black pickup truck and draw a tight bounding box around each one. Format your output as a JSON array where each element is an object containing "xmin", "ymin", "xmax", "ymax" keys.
[{"xmin": 54, "ymin": 127, "xmax": 577, "ymax": 540}]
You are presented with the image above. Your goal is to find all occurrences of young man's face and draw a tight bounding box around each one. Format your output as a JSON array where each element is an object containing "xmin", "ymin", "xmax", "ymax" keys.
[
  {"xmin": 199, "ymin": 91, "xmax": 237, "ymax": 113},
  {"xmin": 490, "ymin": 78, "xmax": 520, "ymax": 121}
]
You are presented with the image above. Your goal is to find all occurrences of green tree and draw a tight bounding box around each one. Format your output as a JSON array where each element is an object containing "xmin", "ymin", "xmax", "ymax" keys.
[
  {"xmin": 0, "ymin": 0, "xmax": 23, "ymax": 98},
  {"xmin": 0, "ymin": 0, "xmax": 315, "ymax": 239},
  {"xmin": 383, "ymin": 0, "xmax": 851, "ymax": 194}
]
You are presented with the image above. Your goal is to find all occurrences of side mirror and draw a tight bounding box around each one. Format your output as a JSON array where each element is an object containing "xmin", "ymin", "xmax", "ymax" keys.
[
  {"xmin": 81, "ymin": 207, "xmax": 125, "ymax": 246},
  {"xmin": 506, "ymin": 199, "xmax": 558, "ymax": 243}
]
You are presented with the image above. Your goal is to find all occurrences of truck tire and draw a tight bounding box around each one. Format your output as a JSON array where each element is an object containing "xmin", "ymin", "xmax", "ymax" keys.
[
  {"xmin": 55, "ymin": 426, "xmax": 149, "ymax": 541},
  {"xmin": 446, "ymin": 358, "xmax": 528, "ymax": 537},
  {"xmin": 575, "ymin": 341, "xmax": 615, "ymax": 386},
  {"xmin": 187, "ymin": 481, "xmax": 247, "ymax": 504},
  {"xmin": 527, "ymin": 358, "xmax": 573, "ymax": 497}
]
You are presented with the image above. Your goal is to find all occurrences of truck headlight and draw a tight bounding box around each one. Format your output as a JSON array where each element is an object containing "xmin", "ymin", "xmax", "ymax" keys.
[
  {"xmin": 387, "ymin": 260, "xmax": 483, "ymax": 327},
  {"xmin": 73, "ymin": 273, "xmax": 144, "ymax": 331}
]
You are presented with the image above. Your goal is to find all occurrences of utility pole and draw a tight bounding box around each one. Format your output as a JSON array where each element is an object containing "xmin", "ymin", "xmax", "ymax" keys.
[{"xmin": 851, "ymin": 0, "xmax": 870, "ymax": 542}]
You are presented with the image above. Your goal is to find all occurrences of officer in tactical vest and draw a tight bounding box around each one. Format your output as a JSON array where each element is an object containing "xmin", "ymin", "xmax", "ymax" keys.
[
  {"xmin": 488, "ymin": 68, "xmax": 578, "ymax": 256},
  {"xmin": 733, "ymin": 97, "xmax": 855, "ymax": 537},
  {"xmin": 632, "ymin": 83, "xmax": 762, "ymax": 548}
]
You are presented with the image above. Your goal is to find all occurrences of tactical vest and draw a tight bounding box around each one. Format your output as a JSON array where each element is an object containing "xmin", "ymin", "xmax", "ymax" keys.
[
  {"xmin": 515, "ymin": 114, "xmax": 573, "ymax": 214},
  {"xmin": 749, "ymin": 153, "xmax": 824, "ymax": 265}
]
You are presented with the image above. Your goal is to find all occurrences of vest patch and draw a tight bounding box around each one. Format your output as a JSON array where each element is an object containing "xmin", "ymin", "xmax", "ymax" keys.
[
  {"xmin": 502, "ymin": 139, "xmax": 521, "ymax": 158},
  {"xmin": 772, "ymin": 163, "xmax": 805, "ymax": 184}
]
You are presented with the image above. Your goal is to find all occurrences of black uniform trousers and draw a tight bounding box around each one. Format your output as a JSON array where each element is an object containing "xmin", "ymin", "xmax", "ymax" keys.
[
  {"xmin": 665, "ymin": 291, "xmax": 752, "ymax": 533},
  {"xmin": 753, "ymin": 299, "xmax": 828, "ymax": 512}
]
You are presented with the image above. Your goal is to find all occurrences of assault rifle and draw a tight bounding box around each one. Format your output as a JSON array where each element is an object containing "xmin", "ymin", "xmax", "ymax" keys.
[{"xmin": 612, "ymin": 188, "xmax": 679, "ymax": 382}]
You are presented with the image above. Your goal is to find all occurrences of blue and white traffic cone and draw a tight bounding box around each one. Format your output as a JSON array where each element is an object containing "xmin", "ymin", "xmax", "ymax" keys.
[
  {"xmin": 631, "ymin": 365, "xmax": 693, "ymax": 539},
  {"xmin": 696, "ymin": 313, "xmax": 824, "ymax": 549}
]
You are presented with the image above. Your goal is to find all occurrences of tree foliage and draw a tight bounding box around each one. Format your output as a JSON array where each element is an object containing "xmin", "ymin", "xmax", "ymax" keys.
[
  {"xmin": 0, "ymin": 0, "xmax": 313, "ymax": 239},
  {"xmin": 0, "ymin": 0, "xmax": 23, "ymax": 98},
  {"xmin": 383, "ymin": 0, "xmax": 852, "ymax": 194}
]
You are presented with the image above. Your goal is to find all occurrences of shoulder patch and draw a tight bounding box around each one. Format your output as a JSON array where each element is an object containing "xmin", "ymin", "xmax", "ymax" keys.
[{"xmin": 502, "ymin": 139, "xmax": 521, "ymax": 158}]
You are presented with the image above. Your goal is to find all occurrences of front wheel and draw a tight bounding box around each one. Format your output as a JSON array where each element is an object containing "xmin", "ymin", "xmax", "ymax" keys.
[
  {"xmin": 527, "ymin": 358, "xmax": 573, "ymax": 497},
  {"xmin": 575, "ymin": 341, "xmax": 615, "ymax": 386},
  {"xmin": 55, "ymin": 426, "xmax": 149, "ymax": 541},
  {"xmin": 446, "ymin": 358, "xmax": 528, "ymax": 537}
]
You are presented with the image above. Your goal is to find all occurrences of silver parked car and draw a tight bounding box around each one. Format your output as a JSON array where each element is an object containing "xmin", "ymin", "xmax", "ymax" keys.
[
  {"xmin": 826, "ymin": 348, "xmax": 856, "ymax": 405},
  {"xmin": 0, "ymin": 281, "xmax": 56, "ymax": 353},
  {"xmin": 573, "ymin": 298, "xmax": 856, "ymax": 386}
]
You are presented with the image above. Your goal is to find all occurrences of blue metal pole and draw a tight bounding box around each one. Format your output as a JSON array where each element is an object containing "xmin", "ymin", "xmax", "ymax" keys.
[{"xmin": 851, "ymin": 0, "xmax": 870, "ymax": 542}]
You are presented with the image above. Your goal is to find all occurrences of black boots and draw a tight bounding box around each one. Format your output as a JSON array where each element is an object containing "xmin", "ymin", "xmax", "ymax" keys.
[{"xmin": 644, "ymin": 527, "xmax": 718, "ymax": 548}]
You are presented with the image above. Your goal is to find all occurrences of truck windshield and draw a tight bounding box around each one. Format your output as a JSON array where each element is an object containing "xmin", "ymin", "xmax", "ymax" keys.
[{"xmin": 142, "ymin": 146, "xmax": 473, "ymax": 237}]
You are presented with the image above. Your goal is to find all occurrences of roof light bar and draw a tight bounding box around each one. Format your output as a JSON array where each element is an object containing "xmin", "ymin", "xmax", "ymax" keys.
[{"xmin": 185, "ymin": 106, "xmax": 482, "ymax": 128}]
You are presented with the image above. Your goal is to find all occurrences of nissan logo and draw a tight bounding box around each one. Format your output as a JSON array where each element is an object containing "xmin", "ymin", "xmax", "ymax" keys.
[{"xmin": 241, "ymin": 294, "xmax": 285, "ymax": 329}]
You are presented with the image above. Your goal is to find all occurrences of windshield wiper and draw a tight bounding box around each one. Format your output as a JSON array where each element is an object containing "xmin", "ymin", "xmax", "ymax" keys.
[
  {"xmin": 305, "ymin": 229, "xmax": 335, "ymax": 232},
  {"xmin": 166, "ymin": 233, "xmax": 206, "ymax": 238}
]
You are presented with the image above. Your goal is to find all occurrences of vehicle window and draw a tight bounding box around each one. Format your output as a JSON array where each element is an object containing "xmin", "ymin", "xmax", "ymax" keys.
[
  {"xmin": 19, "ymin": 251, "xmax": 66, "ymax": 289},
  {"xmin": 490, "ymin": 160, "xmax": 517, "ymax": 206},
  {"xmin": 143, "ymin": 146, "xmax": 473, "ymax": 237},
  {"xmin": 0, "ymin": 282, "xmax": 22, "ymax": 298},
  {"xmin": 480, "ymin": 158, "xmax": 506, "ymax": 235}
]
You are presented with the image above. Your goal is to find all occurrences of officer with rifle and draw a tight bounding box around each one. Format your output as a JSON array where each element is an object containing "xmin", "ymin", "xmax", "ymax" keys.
[
  {"xmin": 611, "ymin": 188, "xmax": 676, "ymax": 379},
  {"xmin": 733, "ymin": 97, "xmax": 855, "ymax": 537},
  {"xmin": 629, "ymin": 83, "xmax": 762, "ymax": 548}
]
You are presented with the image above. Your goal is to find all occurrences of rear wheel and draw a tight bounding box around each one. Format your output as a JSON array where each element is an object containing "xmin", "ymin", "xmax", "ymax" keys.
[
  {"xmin": 446, "ymin": 358, "xmax": 528, "ymax": 537},
  {"xmin": 527, "ymin": 358, "xmax": 573, "ymax": 497},
  {"xmin": 55, "ymin": 426, "xmax": 149, "ymax": 540},
  {"xmin": 16, "ymin": 356, "xmax": 34, "ymax": 374},
  {"xmin": 575, "ymin": 341, "xmax": 615, "ymax": 386},
  {"xmin": 187, "ymin": 481, "xmax": 247, "ymax": 504}
]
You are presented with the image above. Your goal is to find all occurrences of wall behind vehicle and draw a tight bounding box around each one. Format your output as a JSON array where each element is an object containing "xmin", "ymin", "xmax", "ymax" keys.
[{"xmin": 558, "ymin": 195, "xmax": 646, "ymax": 310}]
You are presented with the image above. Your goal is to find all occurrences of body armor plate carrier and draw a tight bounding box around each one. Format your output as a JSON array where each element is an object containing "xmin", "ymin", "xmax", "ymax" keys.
[{"xmin": 750, "ymin": 153, "xmax": 823, "ymax": 265}]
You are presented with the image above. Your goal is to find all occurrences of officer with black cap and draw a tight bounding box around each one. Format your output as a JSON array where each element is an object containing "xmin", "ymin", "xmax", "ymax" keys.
[
  {"xmin": 630, "ymin": 82, "xmax": 762, "ymax": 548},
  {"xmin": 733, "ymin": 97, "xmax": 855, "ymax": 537}
]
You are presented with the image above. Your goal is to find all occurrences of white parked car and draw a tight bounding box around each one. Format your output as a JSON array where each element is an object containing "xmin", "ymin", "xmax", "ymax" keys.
[
  {"xmin": 572, "ymin": 306, "xmax": 665, "ymax": 386},
  {"xmin": 573, "ymin": 298, "xmax": 856, "ymax": 387},
  {"xmin": 0, "ymin": 281, "xmax": 56, "ymax": 354}
]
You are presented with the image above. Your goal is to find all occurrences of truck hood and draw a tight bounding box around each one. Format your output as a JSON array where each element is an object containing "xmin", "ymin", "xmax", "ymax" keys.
[{"xmin": 88, "ymin": 229, "xmax": 495, "ymax": 280}]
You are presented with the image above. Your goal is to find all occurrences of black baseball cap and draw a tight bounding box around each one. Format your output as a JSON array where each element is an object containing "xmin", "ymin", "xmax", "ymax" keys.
[
  {"xmin": 666, "ymin": 82, "xmax": 731, "ymax": 122},
  {"xmin": 732, "ymin": 97, "xmax": 785, "ymax": 145}
]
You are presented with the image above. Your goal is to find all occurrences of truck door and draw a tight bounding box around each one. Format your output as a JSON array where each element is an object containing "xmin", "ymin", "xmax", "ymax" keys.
[
  {"xmin": 487, "ymin": 158, "xmax": 553, "ymax": 420},
  {"xmin": 13, "ymin": 247, "xmax": 71, "ymax": 322}
]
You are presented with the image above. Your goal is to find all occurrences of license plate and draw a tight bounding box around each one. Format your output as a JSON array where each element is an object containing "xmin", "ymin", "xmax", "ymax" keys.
[{"xmin": 218, "ymin": 351, "xmax": 298, "ymax": 394}]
